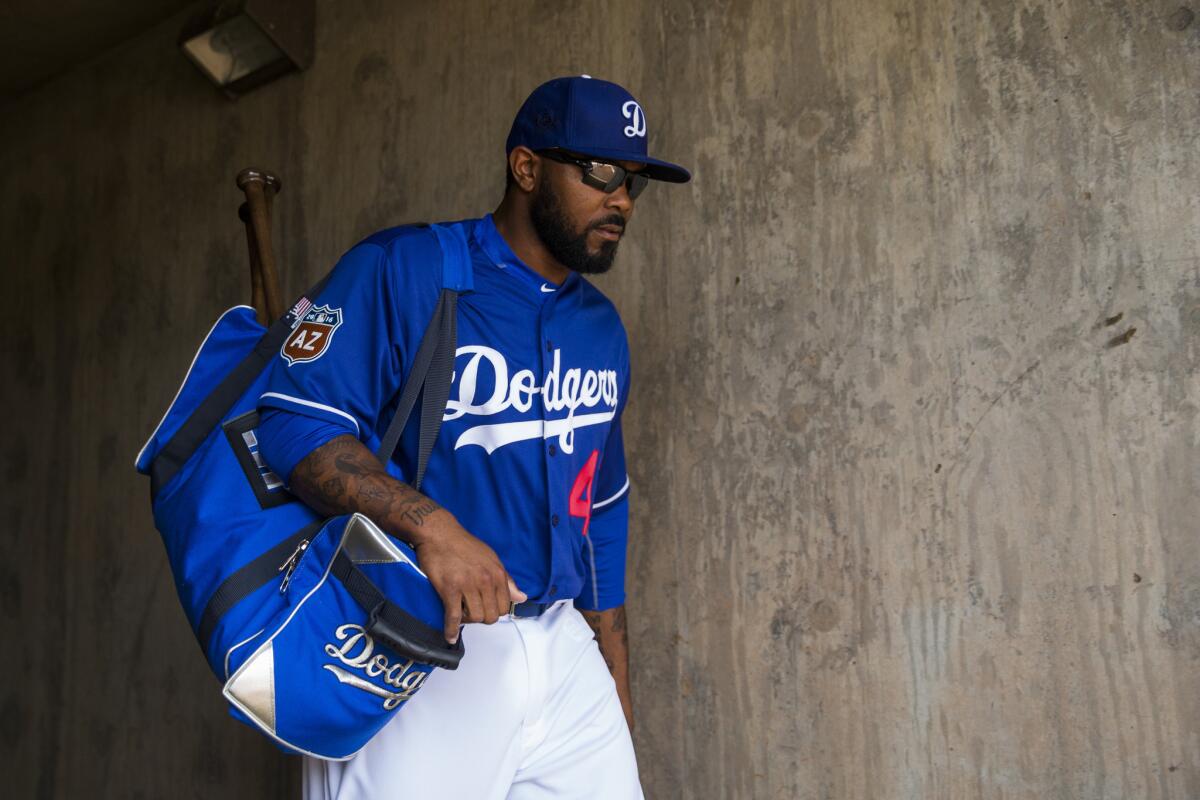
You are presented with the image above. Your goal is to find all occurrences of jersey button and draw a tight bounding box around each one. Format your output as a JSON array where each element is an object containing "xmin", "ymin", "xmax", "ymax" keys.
[
  {"xmin": 546, "ymin": 340, "xmax": 553, "ymax": 353},
  {"xmin": 550, "ymin": 585, "xmax": 558, "ymax": 594},
  {"xmin": 548, "ymin": 444, "xmax": 557, "ymax": 456},
  {"xmin": 551, "ymin": 514, "xmax": 560, "ymax": 526}
]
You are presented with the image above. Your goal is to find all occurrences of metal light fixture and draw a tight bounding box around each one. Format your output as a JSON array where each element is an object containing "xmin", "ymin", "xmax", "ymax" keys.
[{"xmin": 179, "ymin": 0, "xmax": 313, "ymax": 98}]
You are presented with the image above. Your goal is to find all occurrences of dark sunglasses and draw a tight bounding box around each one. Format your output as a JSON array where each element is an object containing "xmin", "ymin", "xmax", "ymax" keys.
[{"xmin": 539, "ymin": 150, "xmax": 650, "ymax": 200}]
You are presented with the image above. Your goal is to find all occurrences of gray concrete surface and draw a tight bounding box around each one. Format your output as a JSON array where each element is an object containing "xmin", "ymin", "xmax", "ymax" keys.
[
  {"xmin": 0, "ymin": 1, "xmax": 194, "ymax": 97},
  {"xmin": 1, "ymin": 1, "xmax": 1198, "ymax": 798}
]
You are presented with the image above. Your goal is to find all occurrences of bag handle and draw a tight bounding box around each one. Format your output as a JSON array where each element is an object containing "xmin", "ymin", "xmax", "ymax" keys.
[{"xmin": 332, "ymin": 550, "xmax": 465, "ymax": 669}]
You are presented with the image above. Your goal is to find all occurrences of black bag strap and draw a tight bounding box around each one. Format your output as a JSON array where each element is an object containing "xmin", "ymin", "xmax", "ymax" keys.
[
  {"xmin": 374, "ymin": 288, "xmax": 457, "ymax": 488},
  {"xmin": 375, "ymin": 220, "xmax": 471, "ymax": 486}
]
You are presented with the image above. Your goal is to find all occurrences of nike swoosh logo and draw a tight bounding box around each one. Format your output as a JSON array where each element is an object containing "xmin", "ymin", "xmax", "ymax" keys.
[{"xmin": 540, "ymin": 284, "xmax": 556, "ymax": 293}]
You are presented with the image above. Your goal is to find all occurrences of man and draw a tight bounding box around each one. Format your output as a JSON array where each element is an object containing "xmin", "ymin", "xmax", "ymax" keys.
[{"xmin": 255, "ymin": 75, "xmax": 690, "ymax": 799}]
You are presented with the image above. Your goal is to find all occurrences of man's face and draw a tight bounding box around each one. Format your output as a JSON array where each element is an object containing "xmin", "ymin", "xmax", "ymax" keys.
[{"xmin": 530, "ymin": 155, "xmax": 643, "ymax": 275}]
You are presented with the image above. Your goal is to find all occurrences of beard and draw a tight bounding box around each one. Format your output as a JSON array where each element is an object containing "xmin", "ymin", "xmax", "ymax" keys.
[{"xmin": 530, "ymin": 180, "xmax": 623, "ymax": 275}]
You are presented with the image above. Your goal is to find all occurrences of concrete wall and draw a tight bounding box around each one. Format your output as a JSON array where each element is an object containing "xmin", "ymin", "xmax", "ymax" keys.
[{"xmin": 2, "ymin": 1, "xmax": 1197, "ymax": 797}]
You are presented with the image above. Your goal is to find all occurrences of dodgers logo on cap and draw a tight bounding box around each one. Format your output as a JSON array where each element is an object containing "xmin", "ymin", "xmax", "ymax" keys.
[
  {"xmin": 622, "ymin": 100, "xmax": 646, "ymax": 138},
  {"xmin": 506, "ymin": 76, "xmax": 691, "ymax": 184}
]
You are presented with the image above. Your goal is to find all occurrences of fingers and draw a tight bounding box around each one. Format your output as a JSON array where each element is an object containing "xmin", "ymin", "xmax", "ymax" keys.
[
  {"xmin": 462, "ymin": 589, "xmax": 487, "ymax": 626},
  {"xmin": 478, "ymin": 584, "xmax": 501, "ymax": 626},
  {"xmin": 507, "ymin": 577, "xmax": 527, "ymax": 605},
  {"xmin": 443, "ymin": 590, "xmax": 463, "ymax": 644},
  {"xmin": 481, "ymin": 575, "xmax": 503, "ymax": 624},
  {"xmin": 461, "ymin": 563, "xmax": 518, "ymax": 624},
  {"xmin": 437, "ymin": 574, "xmax": 512, "ymax": 642},
  {"xmin": 461, "ymin": 573, "xmax": 507, "ymax": 624},
  {"xmin": 419, "ymin": 522, "xmax": 524, "ymax": 638},
  {"xmin": 494, "ymin": 577, "xmax": 511, "ymax": 621},
  {"xmin": 467, "ymin": 571, "xmax": 523, "ymax": 623}
]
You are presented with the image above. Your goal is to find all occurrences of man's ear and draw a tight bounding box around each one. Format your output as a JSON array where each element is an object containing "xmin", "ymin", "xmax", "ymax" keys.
[{"xmin": 509, "ymin": 146, "xmax": 540, "ymax": 193}]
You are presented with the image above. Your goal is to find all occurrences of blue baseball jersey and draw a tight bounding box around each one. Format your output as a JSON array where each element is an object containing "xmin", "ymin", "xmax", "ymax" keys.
[{"xmin": 255, "ymin": 215, "xmax": 631, "ymax": 610}]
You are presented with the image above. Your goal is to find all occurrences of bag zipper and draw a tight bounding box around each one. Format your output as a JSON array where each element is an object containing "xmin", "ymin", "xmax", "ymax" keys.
[{"xmin": 278, "ymin": 539, "xmax": 310, "ymax": 593}]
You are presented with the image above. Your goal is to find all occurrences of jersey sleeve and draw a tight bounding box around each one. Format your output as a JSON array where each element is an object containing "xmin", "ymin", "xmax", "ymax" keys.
[
  {"xmin": 256, "ymin": 235, "xmax": 438, "ymax": 479},
  {"xmin": 576, "ymin": 369, "xmax": 632, "ymax": 611},
  {"xmin": 255, "ymin": 408, "xmax": 350, "ymax": 485}
]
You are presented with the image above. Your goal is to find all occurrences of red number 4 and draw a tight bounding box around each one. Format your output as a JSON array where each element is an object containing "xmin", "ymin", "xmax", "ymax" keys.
[{"xmin": 569, "ymin": 450, "xmax": 600, "ymax": 536}]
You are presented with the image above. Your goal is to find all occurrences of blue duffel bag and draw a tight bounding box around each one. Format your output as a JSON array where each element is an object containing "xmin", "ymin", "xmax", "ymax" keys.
[{"xmin": 134, "ymin": 222, "xmax": 473, "ymax": 759}]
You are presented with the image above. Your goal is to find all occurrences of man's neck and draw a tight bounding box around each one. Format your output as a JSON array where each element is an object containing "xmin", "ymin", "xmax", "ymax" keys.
[{"xmin": 492, "ymin": 198, "xmax": 570, "ymax": 285}]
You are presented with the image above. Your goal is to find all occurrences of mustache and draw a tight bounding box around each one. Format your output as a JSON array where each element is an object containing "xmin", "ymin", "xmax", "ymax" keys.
[{"xmin": 590, "ymin": 215, "xmax": 627, "ymax": 232}]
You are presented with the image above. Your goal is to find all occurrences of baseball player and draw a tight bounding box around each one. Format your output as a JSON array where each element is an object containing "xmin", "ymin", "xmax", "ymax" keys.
[{"xmin": 255, "ymin": 75, "xmax": 690, "ymax": 799}]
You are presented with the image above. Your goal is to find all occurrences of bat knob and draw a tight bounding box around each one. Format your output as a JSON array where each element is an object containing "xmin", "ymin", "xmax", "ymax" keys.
[{"xmin": 237, "ymin": 167, "xmax": 283, "ymax": 194}]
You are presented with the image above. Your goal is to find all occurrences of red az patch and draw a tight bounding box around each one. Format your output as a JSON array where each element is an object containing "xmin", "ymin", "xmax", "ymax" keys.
[{"xmin": 282, "ymin": 305, "xmax": 342, "ymax": 365}]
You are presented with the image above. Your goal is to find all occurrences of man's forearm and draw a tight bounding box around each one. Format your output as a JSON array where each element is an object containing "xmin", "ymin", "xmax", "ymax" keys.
[
  {"xmin": 285, "ymin": 433, "xmax": 524, "ymax": 641},
  {"xmin": 580, "ymin": 605, "xmax": 633, "ymax": 731},
  {"xmin": 288, "ymin": 433, "xmax": 445, "ymax": 544}
]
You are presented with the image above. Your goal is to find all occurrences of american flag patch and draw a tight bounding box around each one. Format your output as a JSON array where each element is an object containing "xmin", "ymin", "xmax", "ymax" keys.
[{"xmin": 289, "ymin": 296, "xmax": 313, "ymax": 327}]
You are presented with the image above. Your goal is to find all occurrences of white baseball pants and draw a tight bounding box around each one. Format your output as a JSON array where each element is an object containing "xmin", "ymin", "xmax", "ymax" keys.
[{"xmin": 302, "ymin": 600, "xmax": 643, "ymax": 799}]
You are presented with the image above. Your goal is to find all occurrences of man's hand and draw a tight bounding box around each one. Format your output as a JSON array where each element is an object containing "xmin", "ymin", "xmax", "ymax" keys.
[
  {"xmin": 579, "ymin": 605, "xmax": 634, "ymax": 732},
  {"xmin": 288, "ymin": 434, "xmax": 526, "ymax": 643},
  {"xmin": 407, "ymin": 512, "xmax": 525, "ymax": 642}
]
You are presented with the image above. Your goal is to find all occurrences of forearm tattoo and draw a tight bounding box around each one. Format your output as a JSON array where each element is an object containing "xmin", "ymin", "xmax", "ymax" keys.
[
  {"xmin": 611, "ymin": 605, "xmax": 627, "ymax": 635},
  {"xmin": 610, "ymin": 607, "xmax": 627, "ymax": 672},
  {"xmin": 290, "ymin": 435, "xmax": 442, "ymax": 538},
  {"xmin": 580, "ymin": 607, "xmax": 628, "ymax": 674}
]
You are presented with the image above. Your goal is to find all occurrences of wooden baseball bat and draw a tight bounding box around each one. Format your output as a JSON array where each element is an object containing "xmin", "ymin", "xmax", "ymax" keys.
[
  {"xmin": 236, "ymin": 168, "xmax": 284, "ymax": 324},
  {"xmin": 237, "ymin": 202, "xmax": 267, "ymax": 323}
]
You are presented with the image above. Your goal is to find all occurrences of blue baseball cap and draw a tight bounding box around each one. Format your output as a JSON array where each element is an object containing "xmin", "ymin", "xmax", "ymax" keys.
[{"xmin": 506, "ymin": 76, "xmax": 691, "ymax": 184}]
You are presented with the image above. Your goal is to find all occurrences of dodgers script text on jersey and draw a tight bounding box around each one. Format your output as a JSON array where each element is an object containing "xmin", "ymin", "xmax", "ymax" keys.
[
  {"xmin": 448, "ymin": 345, "xmax": 620, "ymax": 455},
  {"xmin": 255, "ymin": 215, "xmax": 632, "ymax": 611}
]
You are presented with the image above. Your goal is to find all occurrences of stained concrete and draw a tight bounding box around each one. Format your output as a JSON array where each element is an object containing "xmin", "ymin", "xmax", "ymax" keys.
[{"xmin": 2, "ymin": 1, "xmax": 1198, "ymax": 798}]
